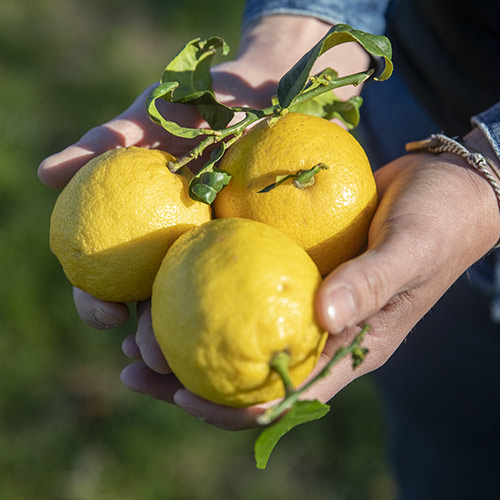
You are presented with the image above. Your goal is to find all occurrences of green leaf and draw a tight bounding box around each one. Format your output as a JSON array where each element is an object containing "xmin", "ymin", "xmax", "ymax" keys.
[
  {"xmin": 254, "ymin": 400, "xmax": 330, "ymax": 469},
  {"xmin": 290, "ymin": 93, "xmax": 363, "ymax": 129},
  {"xmin": 147, "ymin": 37, "xmax": 236, "ymax": 134},
  {"xmin": 189, "ymin": 144, "xmax": 231, "ymax": 204},
  {"xmin": 161, "ymin": 37, "xmax": 229, "ymax": 99},
  {"xmin": 278, "ymin": 24, "xmax": 393, "ymax": 108},
  {"xmin": 190, "ymin": 171, "xmax": 231, "ymax": 204},
  {"xmin": 146, "ymin": 83, "xmax": 216, "ymax": 139},
  {"xmin": 163, "ymin": 37, "xmax": 234, "ymax": 129}
]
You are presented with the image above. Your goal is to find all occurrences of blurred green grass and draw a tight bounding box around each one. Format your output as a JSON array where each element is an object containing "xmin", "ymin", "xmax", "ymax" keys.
[{"xmin": 0, "ymin": 1, "xmax": 395, "ymax": 498}]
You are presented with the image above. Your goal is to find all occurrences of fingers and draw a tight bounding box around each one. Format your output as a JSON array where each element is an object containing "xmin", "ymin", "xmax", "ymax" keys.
[
  {"xmin": 315, "ymin": 254, "xmax": 407, "ymax": 335},
  {"xmin": 73, "ymin": 287, "xmax": 129, "ymax": 329},
  {"xmin": 134, "ymin": 301, "xmax": 170, "ymax": 374},
  {"xmin": 173, "ymin": 389, "xmax": 267, "ymax": 431},
  {"xmin": 120, "ymin": 362, "xmax": 182, "ymax": 404},
  {"xmin": 73, "ymin": 293, "xmax": 168, "ymax": 373},
  {"xmin": 37, "ymin": 85, "xmax": 173, "ymax": 189},
  {"xmin": 121, "ymin": 301, "xmax": 266, "ymax": 429},
  {"xmin": 38, "ymin": 124, "xmax": 132, "ymax": 189},
  {"xmin": 120, "ymin": 364, "xmax": 264, "ymax": 430},
  {"xmin": 315, "ymin": 210, "xmax": 440, "ymax": 335},
  {"xmin": 121, "ymin": 334, "xmax": 141, "ymax": 359}
]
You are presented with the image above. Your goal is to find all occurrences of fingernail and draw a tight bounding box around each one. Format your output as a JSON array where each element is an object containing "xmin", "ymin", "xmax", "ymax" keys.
[
  {"xmin": 174, "ymin": 389, "xmax": 205, "ymax": 421},
  {"xmin": 326, "ymin": 286, "xmax": 357, "ymax": 334},
  {"xmin": 93, "ymin": 307, "xmax": 120, "ymax": 329}
]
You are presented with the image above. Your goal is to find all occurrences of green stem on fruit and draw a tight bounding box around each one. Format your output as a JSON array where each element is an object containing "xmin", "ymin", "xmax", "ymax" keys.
[
  {"xmin": 270, "ymin": 351, "xmax": 295, "ymax": 397},
  {"xmin": 257, "ymin": 324, "xmax": 370, "ymax": 426},
  {"xmin": 258, "ymin": 163, "xmax": 329, "ymax": 193},
  {"xmin": 293, "ymin": 163, "xmax": 329, "ymax": 189}
]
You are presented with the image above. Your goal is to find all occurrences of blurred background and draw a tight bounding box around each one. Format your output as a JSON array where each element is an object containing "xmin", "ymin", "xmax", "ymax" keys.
[{"xmin": 0, "ymin": 1, "xmax": 395, "ymax": 498}]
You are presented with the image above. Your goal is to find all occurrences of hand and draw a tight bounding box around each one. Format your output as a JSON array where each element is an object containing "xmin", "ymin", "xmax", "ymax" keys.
[
  {"xmin": 37, "ymin": 15, "xmax": 376, "ymax": 427},
  {"xmin": 39, "ymin": 14, "xmax": 368, "ymax": 328},
  {"xmin": 136, "ymin": 130, "xmax": 499, "ymax": 430}
]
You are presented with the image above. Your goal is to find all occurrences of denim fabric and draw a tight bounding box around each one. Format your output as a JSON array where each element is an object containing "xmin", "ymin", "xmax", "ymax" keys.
[
  {"xmin": 472, "ymin": 101, "xmax": 500, "ymax": 164},
  {"xmin": 242, "ymin": 0, "xmax": 390, "ymax": 34},
  {"xmin": 472, "ymin": 102, "xmax": 500, "ymax": 319}
]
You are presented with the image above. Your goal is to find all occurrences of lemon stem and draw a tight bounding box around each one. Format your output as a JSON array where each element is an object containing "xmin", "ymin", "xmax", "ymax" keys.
[
  {"xmin": 270, "ymin": 351, "xmax": 294, "ymax": 397},
  {"xmin": 167, "ymin": 136, "xmax": 219, "ymax": 173},
  {"xmin": 289, "ymin": 69, "xmax": 374, "ymax": 108},
  {"xmin": 258, "ymin": 163, "xmax": 329, "ymax": 193},
  {"xmin": 257, "ymin": 324, "xmax": 370, "ymax": 426},
  {"xmin": 167, "ymin": 108, "xmax": 275, "ymax": 173},
  {"xmin": 293, "ymin": 163, "xmax": 329, "ymax": 189}
]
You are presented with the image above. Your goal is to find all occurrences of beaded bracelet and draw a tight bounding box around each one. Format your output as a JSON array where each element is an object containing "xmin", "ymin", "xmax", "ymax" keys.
[{"xmin": 406, "ymin": 133, "xmax": 500, "ymax": 249}]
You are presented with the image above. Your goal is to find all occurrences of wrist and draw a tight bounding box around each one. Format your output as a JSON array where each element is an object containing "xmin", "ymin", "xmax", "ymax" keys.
[
  {"xmin": 406, "ymin": 130, "xmax": 500, "ymax": 251},
  {"xmin": 237, "ymin": 16, "xmax": 332, "ymax": 77},
  {"xmin": 463, "ymin": 127, "xmax": 500, "ymax": 172},
  {"xmin": 439, "ymin": 143, "xmax": 500, "ymax": 249},
  {"xmin": 462, "ymin": 127, "xmax": 500, "ymax": 247},
  {"xmin": 233, "ymin": 15, "xmax": 370, "ymax": 100}
]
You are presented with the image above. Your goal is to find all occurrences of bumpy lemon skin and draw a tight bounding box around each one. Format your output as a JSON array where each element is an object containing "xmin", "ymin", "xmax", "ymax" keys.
[
  {"xmin": 49, "ymin": 147, "xmax": 211, "ymax": 303},
  {"xmin": 213, "ymin": 112, "xmax": 378, "ymax": 276},
  {"xmin": 152, "ymin": 218, "xmax": 328, "ymax": 407}
]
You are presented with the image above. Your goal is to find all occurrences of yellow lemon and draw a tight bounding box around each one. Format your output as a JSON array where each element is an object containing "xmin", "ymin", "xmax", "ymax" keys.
[
  {"xmin": 50, "ymin": 146, "xmax": 211, "ymax": 303},
  {"xmin": 213, "ymin": 112, "xmax": 377, "ymax": 276},
  {"xmin": 152, "ymin": 217, "xmax": 328, "ymax": 407}
]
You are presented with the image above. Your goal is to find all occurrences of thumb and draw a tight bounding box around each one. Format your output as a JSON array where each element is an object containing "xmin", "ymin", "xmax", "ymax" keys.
[
  {"xmin": 315, "ymin": 225, "xmax": 430, "ymax": 334},
  {"xmin": 38, "ymin": 85, "xmax": 154, "ymax": 189},
  {"xmin": 38, "ymin": 84, "xmax": 190, "ymax": 189}
]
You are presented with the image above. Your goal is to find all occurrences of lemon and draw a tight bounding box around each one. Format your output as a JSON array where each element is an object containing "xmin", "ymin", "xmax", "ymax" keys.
[
  {"xmin": 50, "ymin": 146, "xmax": 211, "ymax": 303},
  {"xmin": 152, "ymin": 217, "xmax": 328, "ymax": 407},
  {"xmin": 213, "ymin": 112, "xmax": 377, "ymax": 276}
]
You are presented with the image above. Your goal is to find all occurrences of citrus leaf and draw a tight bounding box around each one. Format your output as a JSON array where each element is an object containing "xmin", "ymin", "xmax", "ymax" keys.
[
  {"xmin": 189, "ymin": 171, "xmax": 231, "ymax": 204},
  {"xmin": 161, "ymin": 37, "xmax": 230, "ymax": 100},
  {"xmin": 146, "ymin": 83, "xmax": 216, "ymax": 138},
  {"xmin": 254, "ymin": 400, "xmax": 330, "ymax": 470},
  {"xmin": 189, "ymin": 144, "xmax": 231, "ymax": 204},
  {"xmin": 147, "ymin": 37, "xmax": 236, "ymax": 133},
  {"xmin": 278, "ymin": 24, "xmax": 393, "ymax": 108},
  {"xmin": 290, "ymin": 94, "xmax": 363, "ymax": 129},
  {"xmin": 162, "ymin": 36, "xmax": 234, "ymax": 129}
]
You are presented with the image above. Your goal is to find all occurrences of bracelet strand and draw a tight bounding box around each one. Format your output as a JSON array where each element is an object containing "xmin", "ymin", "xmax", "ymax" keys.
[{"xmin": 406, "ymin": 133, "xmax": 500, "ymax": 249}]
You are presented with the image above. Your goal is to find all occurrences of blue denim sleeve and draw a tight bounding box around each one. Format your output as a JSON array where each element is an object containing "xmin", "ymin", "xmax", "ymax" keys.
[
  {"xmin": 243, "ymin": 0, "xmax": 390, "ymax": 35},
  {"xmin": 472, "ymin": 102, "xmax": 500, "ymax": 164}
]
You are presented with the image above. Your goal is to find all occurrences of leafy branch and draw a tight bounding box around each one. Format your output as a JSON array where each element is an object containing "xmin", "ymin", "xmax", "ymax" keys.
[
  {"xmin": 146, "ymin": 25, "xmax": 393, "ymax": 204},
  {"xmin": 254, "ymin": 324, "xmax": 371, "ymax": 469}
]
